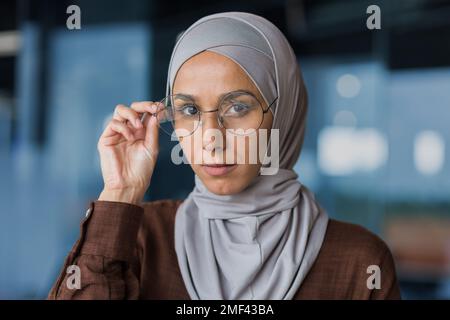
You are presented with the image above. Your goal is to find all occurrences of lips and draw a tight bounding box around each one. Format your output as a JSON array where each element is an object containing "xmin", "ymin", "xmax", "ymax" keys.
[{"xmin": 201, "ymin": 164, "xmax": 237, "ymax": 176}]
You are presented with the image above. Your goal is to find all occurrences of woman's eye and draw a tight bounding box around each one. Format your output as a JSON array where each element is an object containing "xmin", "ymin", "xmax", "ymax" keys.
[
  {"xmin": 178, "ymin": 105, "xmax": 198, "ymax": 116},
  {"xmin": 225, "ymin": 103, "xmax": 250, "ymax": 116}
]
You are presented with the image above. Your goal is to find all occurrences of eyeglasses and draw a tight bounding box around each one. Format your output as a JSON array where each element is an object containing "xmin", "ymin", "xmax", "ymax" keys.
[{"xmin": 153, "ymin": 91, "xmax": 278, "ymax": 138}]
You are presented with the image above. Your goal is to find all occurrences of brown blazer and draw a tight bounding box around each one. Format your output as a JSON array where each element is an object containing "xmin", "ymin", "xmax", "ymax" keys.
[{"xmin": 48, "ymin": 200, "xmax": 401, "ymax": 300}]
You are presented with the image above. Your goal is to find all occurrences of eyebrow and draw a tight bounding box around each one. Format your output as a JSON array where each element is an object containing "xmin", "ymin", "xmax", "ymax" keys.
[{"xmin": 173, "ymin": 89, "xmax": 257, "ymax": 104}]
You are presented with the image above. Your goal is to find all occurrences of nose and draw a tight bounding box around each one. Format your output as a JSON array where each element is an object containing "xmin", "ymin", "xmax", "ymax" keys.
[
  {"xmin": 200, "ymin": 112, "xmax": 226, "ymax": 153},
  {"xmin": 200, "ymin": 110, "xmax": 221, "ymax": 130}
]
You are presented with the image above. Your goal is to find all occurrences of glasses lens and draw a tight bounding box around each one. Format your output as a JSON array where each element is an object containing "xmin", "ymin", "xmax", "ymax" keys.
[
  {"xmin": 219, "ymin": 92, "xmax": 263, "ymax": 135},
  {"xmin": 159, "ymin": 95, "xmax": 200, "ymax": 137},
  {"xmin": 152, "ymin": 99, "xmax": 173, "ymax": 136}
]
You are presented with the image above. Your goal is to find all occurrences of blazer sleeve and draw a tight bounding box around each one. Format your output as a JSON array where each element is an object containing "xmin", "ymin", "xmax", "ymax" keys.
[
  {"xmin": 369, "ymin": 245, "xmax": 402, "ymax": 300},
  {"xmin": 47, "ymin": 200, "xmax": 144, "ymax": 300}
]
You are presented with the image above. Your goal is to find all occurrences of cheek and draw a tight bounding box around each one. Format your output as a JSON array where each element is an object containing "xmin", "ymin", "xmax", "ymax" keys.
[
  {"xmin": 232, "ymin": 132, "xmax": 270, "ymax": 165},
  {"xmin": 177, "ymin": 126, "xmax": 204, "ymax": 158},
  {"xmin": 179, "ymin": 138, "xmax": 193, "ymax": 162}
]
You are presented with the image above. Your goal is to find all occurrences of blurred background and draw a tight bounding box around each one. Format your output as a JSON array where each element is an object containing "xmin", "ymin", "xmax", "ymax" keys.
[{"xmin": 0, "ymin": 0, "xmax": 449, "ymax": 299}]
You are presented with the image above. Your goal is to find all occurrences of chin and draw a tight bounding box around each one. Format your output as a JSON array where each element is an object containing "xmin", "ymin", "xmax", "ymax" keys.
[
  {"xmin": 192, "ymin": 165, "xmax": 251, "ymax": 195},
  {"xmin": 202, "ymin": 175, "xmax": 245, "ymax": 195}
]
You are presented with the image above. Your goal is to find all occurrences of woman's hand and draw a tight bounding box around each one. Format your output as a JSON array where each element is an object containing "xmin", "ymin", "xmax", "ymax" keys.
[{"xmin": 97, "ymin": 102, "xmax": 160, "ymax": 204}]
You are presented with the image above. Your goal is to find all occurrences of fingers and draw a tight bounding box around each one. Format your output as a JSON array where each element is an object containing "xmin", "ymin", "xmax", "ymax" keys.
[
  {"xmin": 130, "ymin": 101, "xmax": 155, "ymax": 114},
  {"xmin": 113, "ymin": 104, "xmax": 142, "ymax": 129},
  {"xmin": 103, "ymin": 119, "xmax": 135, "ymax": 141},
  {"xmin": 130, "ymin": 101, "xmax": 161, "ymax": 153},
  {"xmin": 131, "ymin": 101, "xmax": 165, "ymax": 118},
  {"xmin": 100, "ymin": 101, "xmax": 162, "ymax": 153}
]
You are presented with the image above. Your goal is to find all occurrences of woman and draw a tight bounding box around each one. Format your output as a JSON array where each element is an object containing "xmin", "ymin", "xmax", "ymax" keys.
[{"xmin": 48, "ymin": 12, "xmax": 400, "ymax": 300}]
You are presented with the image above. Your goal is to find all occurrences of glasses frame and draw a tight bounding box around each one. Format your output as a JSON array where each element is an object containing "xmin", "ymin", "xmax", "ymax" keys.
[{"xmin": 158, "ymin": 90, "xmax": 278, "ymax": 137}]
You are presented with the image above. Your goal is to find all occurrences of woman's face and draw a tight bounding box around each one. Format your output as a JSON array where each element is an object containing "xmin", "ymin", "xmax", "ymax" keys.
[{"xmin": 173, "ymin": 51, "xmax": 273, "ymax": 195}]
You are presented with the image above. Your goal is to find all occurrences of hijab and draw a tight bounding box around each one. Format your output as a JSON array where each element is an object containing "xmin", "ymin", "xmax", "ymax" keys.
[{"xmin": 168, "ymin": 12, "xmax": 329, "ymax": 300}]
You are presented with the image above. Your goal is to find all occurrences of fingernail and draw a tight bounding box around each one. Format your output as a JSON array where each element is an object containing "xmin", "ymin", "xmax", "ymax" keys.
[{"xmin": 135, "ymin": 119, "xmax": 142, "ymax": 128}]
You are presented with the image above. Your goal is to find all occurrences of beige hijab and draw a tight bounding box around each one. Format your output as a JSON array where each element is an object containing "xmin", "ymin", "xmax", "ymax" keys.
[{"xmin": 169, "ymin": 12, "xmax": 329, "ymax": 300}]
